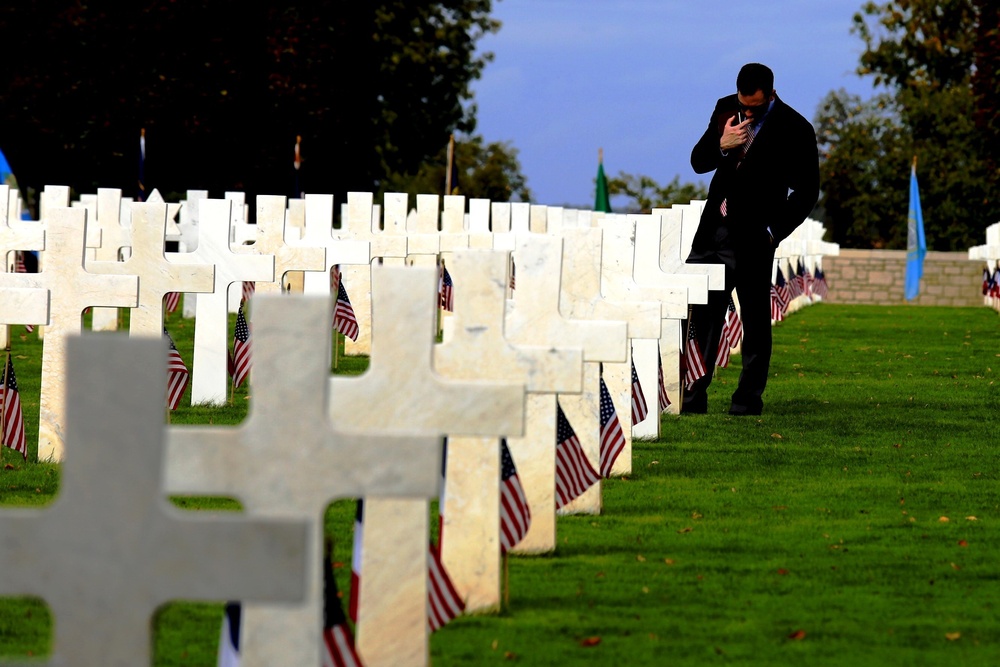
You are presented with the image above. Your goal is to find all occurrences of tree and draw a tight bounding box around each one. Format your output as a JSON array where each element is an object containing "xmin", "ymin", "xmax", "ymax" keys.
[
  {"xmin": 605, "ymin": 173, "xmax": 707, "ymax": 213},
  {"xmin": 0, "ymin": 2, "xmax": 498, "ymax": 215},
  {"xmin": 819, "ymin": 0, "xmax": 1000, "ymax": 250},
  {"xmin": 379, "ymin": 134, "xmax": 531, "ymax": 203}
]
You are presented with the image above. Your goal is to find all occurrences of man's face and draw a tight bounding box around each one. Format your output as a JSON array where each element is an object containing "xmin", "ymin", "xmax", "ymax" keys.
[{"xmin": 737, "ymin": 89, "xmax": 773, "ymax": 121}]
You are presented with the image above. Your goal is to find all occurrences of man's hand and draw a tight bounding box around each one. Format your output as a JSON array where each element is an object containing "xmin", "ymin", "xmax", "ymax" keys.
[{"xmin": 720, "ymin": 115, "xmax": 751, "ymax": 152}]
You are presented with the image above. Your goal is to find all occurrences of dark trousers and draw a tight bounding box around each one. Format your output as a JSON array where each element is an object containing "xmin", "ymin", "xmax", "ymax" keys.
[{"xmin": 683, "ymin": 242, "xmax": 775, "ymax": 414}]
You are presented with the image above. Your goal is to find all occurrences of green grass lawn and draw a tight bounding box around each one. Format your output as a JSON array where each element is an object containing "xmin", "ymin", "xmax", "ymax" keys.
[{"xmin": 1, "ymin": 302, "xmax": 998, "ymax": 665}]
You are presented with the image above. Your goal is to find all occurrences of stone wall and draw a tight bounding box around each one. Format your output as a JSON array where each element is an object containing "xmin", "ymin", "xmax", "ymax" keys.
[{"xmin": 821, "ymin": 249, "xmax": 985, "ymax": 307}]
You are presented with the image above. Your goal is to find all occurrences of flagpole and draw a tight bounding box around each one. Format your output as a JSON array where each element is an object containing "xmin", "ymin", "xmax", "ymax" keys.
[
  {"xmin": 503, "ymin": 551, "xmax": 510, "ymax": 609},
  {"xmin": 445, "ymin": 134, "xmax": 456, "ymax": 196}
]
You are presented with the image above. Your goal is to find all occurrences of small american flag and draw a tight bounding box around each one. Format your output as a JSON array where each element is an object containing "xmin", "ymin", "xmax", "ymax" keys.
[
  {"xmin": 813, "ymin": 267, "xmax": 829, "ymax": 299},
  {"xmin": 509, "ymin": 258, "xmax": 516, "ymax": 291},
  {"xmin": 716, "ymin": 297, "xmax": 743, "ymax": 368},
  {"xmin": 427, "ymin": 541, "xmax": 465, "ymax": 632},
  {"xmin": 164, "ymin": 291, "xmax": 180, "ymax": 314},
  {"xmin": 242, "ymin": 280, "xmax": 255, "ymax": 304},
  {"xmin": 983, "ymin": 266, "xmax": 991, "ymax": 296},
  {"xmin": 598, "ymin": 371, "xmax": 626, "ymax": 478},
  {"xmin": 1, "ymin": 356, "xmax": 27, "ymax": 459},
  {"xmin": 438, "ymin": 264, "xmax": 454, "ymax": 312},
  {"xmin": 785, "ymin": 260, "xmax": 802, "ymax": 299},
  {"xmin": 499, "ymin": 438, "xmax": 531, "ymax": 553},
  {"xmin": 992, "ymin": 266, "xmax": 1000, "ymax": 298},
  {"xmin": 322, "ymin": 544, "xmax": 363, "ymax": 667},
  {"xmin": 683, "ymin": 320, "xmax": 707, "ymax": 390},
  {"xmin": 554, "ymin": 401, "xmax": 600, "ymax": 509},
  {"xmin": 332, "ymin": 266, "xmax": 360, "ymax": 341},
  {"xmin": 228, "ymin": 304, "xmax": 252, "ymax": 389},
  {"xmin": 164, "ymin": 329, "xmax": 189, "ymax": 411},
  {"xmin": 657, "ymin": 342, "xmax": 670, "ymax": 412},
  {"xmin": 630, "ymin": 357, "xmax": 648, "ymax": 425},
  {"xmin": 774, "ymin": 267, "xmax": 791, "ymax": 314},
  {"xmin": 770, "ymin": 284, "xmax": 786, "ymax": 322}
]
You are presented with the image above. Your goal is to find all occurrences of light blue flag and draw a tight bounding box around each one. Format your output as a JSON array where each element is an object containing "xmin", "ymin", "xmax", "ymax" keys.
[{"xmin": 904, "ymin": 159, "xmax": 926, "ymax": 300}]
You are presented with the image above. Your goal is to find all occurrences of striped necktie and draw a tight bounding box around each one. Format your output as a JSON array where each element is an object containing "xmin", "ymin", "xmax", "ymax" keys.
[{"xmin": 720, "ymin": 122, "xmax": 758, "ymax": 217}]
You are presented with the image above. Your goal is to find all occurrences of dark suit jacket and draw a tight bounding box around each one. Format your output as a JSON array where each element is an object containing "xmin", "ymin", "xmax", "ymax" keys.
[{"xmin": 688, "ymin": 94, "xmax": 819, "ymax": 257}]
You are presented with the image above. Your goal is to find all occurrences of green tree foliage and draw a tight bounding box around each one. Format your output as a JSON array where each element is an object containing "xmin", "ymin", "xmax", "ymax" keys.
[
  {"xmin": 818, "ymin": 0, "xmax": 1000, "ymax": 250},
  {"xmin": 379, "ymin": 135, "xmax": 531, "ymax": 203},
  {"xmin": 606, "ymin": 173, "xmax": 708, "ymax": 213},
  {"xmin": 0, "ymin": 2, "xmax": 498, "ymax": 214}
]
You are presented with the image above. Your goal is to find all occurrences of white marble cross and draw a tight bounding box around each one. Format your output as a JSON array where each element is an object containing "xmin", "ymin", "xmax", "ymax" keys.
[
  {"xmin": 505, "ymin": 234, "xmax": 628, "ymax": 553},
  {"xmin": 557, "ymin": 226, "xmax": 661, "ymax": 512},
  {"xmin": 86, "ymin": 201, "xmax": 215, "ymax": 336},
  {"xmin": 331, "ymin": 265, "xmax": 525, "ymax": 667},
  {"xmin": 467, "ymin": 198, "xmax": 493, "ymax": 250},
  {"xmin": 341, "ymin": 192, "xmax": 408, "ymax": 357},
  {"xmin": 299, "ymin": 194, "xmax": 370, "ymax": 296},
  {"xmin": 0, "ymin": 335, "xmax": 310, "ymax": 666},
  {"xmin": 0, "ymin": 185, "xmax": 46, "ymax": 341},
  {"xmin": 188, "ymin": 198, "xmax": 274, "ymax": 405},
  {"xmin": 434, "ymin": 249, "xmax": 584, "ymax": 611},
  {"xmin": 249, "ymin": 195, "xmax": 326, "ymax": 295},
  {"xmin": 165, "ymin": 293, "xmax": 442, "ymax": 667},
  {"xmin": 0, "ymin": 207, "xmax": 139, "ymax": 461},
  {"xmin": 87, "ymin": 188, "xmax": 135, "ymax": 331},
  {"xmin": 407, "ymin": 194, "xmax": 442, "ymax": 266},
  {"xmin": 440, "ymin": 195, "xmax": 470, "ymax": 252}
]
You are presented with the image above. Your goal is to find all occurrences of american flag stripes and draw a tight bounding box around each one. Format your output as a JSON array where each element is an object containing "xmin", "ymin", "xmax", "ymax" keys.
[
  {"xmin": 770, "ymin": 284, "xmax": 786, "ymax": 322},
  {"xmin": 774, "ymin": 267, "xmax": 791, "ymax": 316},
  {"xmin": 427, "ymin": 544, "xmax": 465, "ymax": 632},
  {"xmin": 786, "ymin": 260, "xmax": 802, "ymax": 299},
  {"xmin": 983, "ymin": 266, "xmax": 992, "ymax": 296},
  {"xmin": 657, "ymin": 343, "xmax": 670, "ymax": 412},
  {"xmin": 683, "ymin": 320, "xmax": 707, "ymax": 389},
  {"xmin": 499, "ymin": 438, "xmax": 531, "ymax": 552},
  {"xmin": 439, "ymin": 264, "xmax": 454, "ymax": 312},
  {"xmin": 228, "ymin": 304, "xmax": 252, "ymax": 389},
  {"xmin": 1, "ymin": 356, "xmax": 27, "ymax": 459},
  {"xmin": 322, "ymin": 544, "xmax": 363, "ymax": 667},
  {"xmin": 598, "ymin": 372, "xmax": 626, "ymax": 478},
  {"xmin": 991, "ymin": 265, "xmax": 1000, "ymax": 298},
  {"xmin": 715, "ymin": 297, "xmax": 743, "ymax": 368},
  {"xmin": 554, "ymin": 401, "xmax": 600, "ymax": 509},
  {"xmin": 242, "ymin": 280, "xmax": 255, "ymax": 304},
  {"xmin": 630, "ymin": 357, "xmax": 648, "ymax": 425},
  {"xmin": 332, "ymin": 266, "xmax": 360, "ymax": 341},
  {"xmin": 509, "ymin": 258, "xmax": 516, "ymax": 291},
  {"xmin": 164, "ymin": 329, "xmax": 189, "ymax": 410},
  {"xmin": 165, "ymin": 291, "xmax": 180, "ymax": 314},
  {"xmin": 813, "ymin": 267, "xmax": 829, "ymax": 299}
]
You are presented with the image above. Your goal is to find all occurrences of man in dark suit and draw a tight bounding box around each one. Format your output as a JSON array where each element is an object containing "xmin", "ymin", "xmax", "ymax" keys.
[{"xmin": 682, "ymin": 63, "xmax": 819, "ymax": 416}]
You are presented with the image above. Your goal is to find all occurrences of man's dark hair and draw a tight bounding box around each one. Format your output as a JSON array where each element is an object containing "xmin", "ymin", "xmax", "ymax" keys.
[{"xmin": 737, "ymin": 63, "xmax": 774, "ymax": 96}]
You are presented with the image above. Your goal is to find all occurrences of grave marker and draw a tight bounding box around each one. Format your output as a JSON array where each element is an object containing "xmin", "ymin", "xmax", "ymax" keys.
[
  {"xmin": 166, "ymin": 293, "xmax": 442, "ymax": 667},
  {"xmin": 188, "ymin": 199, "xmax": 274, "ymax": 405},
  {"xmin": 0, "ymin": 207, "xmax": 139, "ymax": 461},
  {"xmin": 0, "ymin": 335, "xmax": 309, "ymax": 666}
]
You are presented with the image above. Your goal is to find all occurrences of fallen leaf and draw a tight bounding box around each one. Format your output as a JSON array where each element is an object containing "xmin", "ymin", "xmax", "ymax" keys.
[
  {"xmin": 951, "ymin": 562, "xmax": 961, "ymax": 570},
  {"xmin": 771, "ymin": 432, "xmax": 783, "ymax": 439},
  {"xmin": 580, "ymin": 637, "xmax": 602, "ymax": 647},
  {"xmin": 777, "ymin": 568, "xmax": 790, "ymax": 575},
  {"xmin": 677, "ymin": 527, "xmax": 693, "ymax": 534},
  {"xmin": 642, "ymin": 586, "xmax": 649, "ymax": 593},
  {"xmin": 332, "ymin": 561, "xmax": 344, "ymax": 569},
  {"xmin": 958, "ymin": 540, "xmax": 969, "ymax": 547},
  {"xmin": 966, "ymin": 516, "xmax": 978, "ymax": 521},
  {"xmin": 3, "ymin": 464, "xmax": 13, "ymax": 470},
  {"xmin": 945, "ymin": 632, "xmax": 961, "ymax": 641},
  {"xmin": 787, "ymin": 630, "xmax": 806, "ymax": 640},
  {"xmin": 664, "ymin": 558, "xmax": 676, "ymax": 565},
  {"xmin": 636, "ymin": 554, "xmax": 646, "ymax": 562},
  {"xmin": 939, "ymin": 516, "xmax": 950, "ymax": 522},
  {"xmin": 691, "ymin": 511, "xmax": 703, "ymax": 520},
  {"xmin": 595, "ymin": 571, "xmax": 605, "ymax": 578},
  {"xmin": 773, "ymin": 505, "xmax": 788, "ymax": 511},
  {"xmin": 504, "ymin": 651, "xmax": 519, "ymax": 660},
  {"xmin": 491, "ymin": 639, "xmax": 499, "ymax": 650}
]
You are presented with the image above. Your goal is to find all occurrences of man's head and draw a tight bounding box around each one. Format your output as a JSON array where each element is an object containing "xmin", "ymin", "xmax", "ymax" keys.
[{"xmin": 736, "ymin": 63, "xmax": 775, "ymax": 120}]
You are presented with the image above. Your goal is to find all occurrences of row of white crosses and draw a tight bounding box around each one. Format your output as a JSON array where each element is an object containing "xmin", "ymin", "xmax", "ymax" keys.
[{"xmin": 968, "ymin": 222, "xmax": 1000, "ymax": 312}]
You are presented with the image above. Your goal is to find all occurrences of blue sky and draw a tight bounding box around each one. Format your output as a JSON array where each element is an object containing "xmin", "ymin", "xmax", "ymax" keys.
[{"xmin": 471, "ymin": 0, "xmax": 881, "ymax": 208}]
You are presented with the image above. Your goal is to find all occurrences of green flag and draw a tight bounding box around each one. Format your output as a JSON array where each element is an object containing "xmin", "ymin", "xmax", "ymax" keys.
[{"xmin": 595, "ymin": 157, "xmax": 611, "ymax": 213}]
